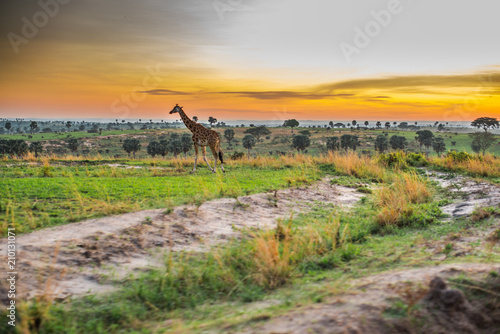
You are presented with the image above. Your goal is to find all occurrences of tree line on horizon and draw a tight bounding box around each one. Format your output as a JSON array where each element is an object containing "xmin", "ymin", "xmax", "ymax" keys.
[{"xmin": 0, "ymin": 117, "xmax": 498, "ymax": 159}]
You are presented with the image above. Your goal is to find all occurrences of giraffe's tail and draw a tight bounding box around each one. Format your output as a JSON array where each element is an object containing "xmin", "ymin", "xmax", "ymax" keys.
[{"xmin": 218, "ymin": 149, "xmax": 224, "ymax": 164}]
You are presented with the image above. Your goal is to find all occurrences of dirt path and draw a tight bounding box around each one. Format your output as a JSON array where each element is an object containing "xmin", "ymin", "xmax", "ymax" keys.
[
  {"xmin": 0, "ymin": 178, "xmax": 362, "ymax": 302},
  {"xmin": 425, "ymin": 170, "xmax": 500, "ymax": 218},
  {"xmin": 246, "ymin": 263, "xmax": 500, "ymax": 334}
]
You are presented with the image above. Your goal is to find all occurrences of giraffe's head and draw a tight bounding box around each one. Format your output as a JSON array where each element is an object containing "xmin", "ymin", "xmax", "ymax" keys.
[{"xmin": 169, "ymin": 104, "xmax": 183, "ymax": 114}]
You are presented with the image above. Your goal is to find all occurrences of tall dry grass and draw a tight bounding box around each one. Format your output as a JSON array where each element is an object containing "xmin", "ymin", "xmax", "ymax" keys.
[
  {"xmin": 430, "ymin": 153, "xmax": 499, "ymax": 177},
  {"xmin": 320, "ymin": 151, "xmax": 392, "ymax": 182},
  {"xmin": 375, "ymin": 172, "xmax": 431, "ymax": 226}
]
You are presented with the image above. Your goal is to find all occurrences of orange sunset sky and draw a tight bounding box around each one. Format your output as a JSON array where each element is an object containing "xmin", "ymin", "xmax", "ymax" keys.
[{"xmin": 0, "ymin": 0, "xmax": 499, "ymax": 122}]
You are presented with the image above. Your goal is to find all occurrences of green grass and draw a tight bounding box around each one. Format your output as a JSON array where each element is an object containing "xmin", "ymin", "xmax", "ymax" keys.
[{"xmin": 0, "ymin": 162, "xmax": 319, "ymax": 235}]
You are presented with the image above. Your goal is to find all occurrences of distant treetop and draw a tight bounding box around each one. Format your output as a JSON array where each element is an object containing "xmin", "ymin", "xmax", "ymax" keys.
[{"xmin": 471, "ymin": 117, "xmax": 499, "ymax": 132}]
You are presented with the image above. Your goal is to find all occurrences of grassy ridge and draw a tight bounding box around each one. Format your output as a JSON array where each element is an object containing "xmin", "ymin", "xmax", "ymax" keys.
[{"xmin": 0, "ymin": 160, "xmax": 319, "ymax": 235}]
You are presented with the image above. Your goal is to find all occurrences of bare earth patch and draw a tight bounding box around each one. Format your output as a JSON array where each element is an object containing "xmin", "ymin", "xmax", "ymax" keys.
[
  {"xmin": 425, "ymin": 170, "xmax": 500, "ymax": 218},
  {"xmin": 245, "ymin": 263, "xmax": 500, "ymax": 334},
  {"xmin": 0, "ymin": 178, "xmax": 362, "ymax": 302}
]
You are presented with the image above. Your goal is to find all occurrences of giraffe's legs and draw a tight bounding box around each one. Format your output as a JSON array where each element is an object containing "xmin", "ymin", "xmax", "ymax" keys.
[
  {"xmin": 209, "ymin": 145, "xmax": 218, "ymax": 173},
  {"xmin": 191, "ymin": 144, "xmax": 199, "ymax": 173},
  {"xmin": 202, "ymin": 146, "xmax": 214, "ymax": 173}
]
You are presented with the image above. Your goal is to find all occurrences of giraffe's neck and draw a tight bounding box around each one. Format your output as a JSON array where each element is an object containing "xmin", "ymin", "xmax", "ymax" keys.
[{"xmin": 178, "ymin": 110, "xmax": 197, "ymax": 133}]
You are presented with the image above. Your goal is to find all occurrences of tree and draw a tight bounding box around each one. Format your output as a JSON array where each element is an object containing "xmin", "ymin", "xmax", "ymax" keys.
[
  {"xmin": 5, "ymin": 122, "xmax": 11, "ymax": 134},
  {"xmin": 180, "ymin": 133, "xmax": 193, "ymax": 157},
  {"xmin": 283, "ymin": 119, "xmax": 299, "ymax": 133},
  {"xmin": 471, "ymin": 117, "xmax": 499, "ymax": 132},
  {"xmin": 437, "ymin": 123, "xmax": 445, "ymax": 132},
  {"xmin": 292, "ymin": 135, "xmax": 310, "ymax": 152},
  {"xmin": 158, "ymin": 140, "xmax": 169, "ymax": 157},
  {"xmin": 66, "ymin": 121, "xmax": 72, "ymax": 131},
  {"xmin": 147, "ymin": 141, "xmax": 162, "ymax": 158},
  {"xmin": 352, "ymin": 120, "xmax": 357, "ymax": 128},
  {"xmin": 244, "ymin": 126, "xmax": 271, "ymax": 142},
  {"xmin": 242, "ymin": 135, "xmax": 256, "ymax": 156},
  {"xmin": 385, "ymin": 122, "xmax": 391, "ymax": 129},
  {"xmin": 224, "ymin": 128, "xmax": 235, "ymax": 146},
  {"xmin": 298, "ymin": 129, "xmax": 311, "ymax": 136},
  {"xmin": 415, "ymin": 130, "xmax": 434, "ymax": 151},
  {"xmin": 389, "ymin": 135, "xmax": 407, "ymax": 150},
  {"xmin": 122, "ymin": 138, "xmax": 141, "ymax": 158},
  {"xmin": 329, "ymin": 121, "xmax": 334, "ymax": 128},
  {"xmin": 334, "ymin": 122, "xmax": 345, "ymax": 128},
  {"xmin": 469, "ymin": 132, "xmax": 496, "ymax": 155},
  {"xmin": 374, "ymin": 135, "xmax": 389, "ymax": 153},
  {"xmin": 29, "ymin": 141, "xmax": 43, "ymax": 158},
  {"xmin": 67, "ymin": 138, "xmax": 79, "ymax": 153},
  {"xmin": 376, "ymin": 121, "xmax": 381, "ymax": 129},
  {"xmin": 193, "ymin": 116, "xmax": 198, "ymax": 122},
  {"xmin": 30, "ymin": 121, "xmax": 38, "ymax": 134},
  {"xmin": 4, "ymin": 140, "xmax": 28, "ymax": 157},
  {"xmin": 340, "ymin": 134, "xmax": 359, "ymax": 152},
  {"xmin": 364, "ymin": 121, "xmax": 369, "ymax": 128},
  {"xmin": 168, "ymin": 136, "xmax": 182, "ymax": 158},
  {"xmin": 208, "ymin": 117, "xmax": 217, "ymax": 128},
  {"xmin": 432, "ymin": 137, "xmax": 446, "ymax": 156},
  {"xmin": 79, "ymin": 124, "xmax": 86, "ymax": 131},
  {"xmin": 398, "ymin": 122, "xmax": 408, "ymax": 130},
  {"xmin": 326, "ymin": 136, "xmax": 340, "ymax": 151}
]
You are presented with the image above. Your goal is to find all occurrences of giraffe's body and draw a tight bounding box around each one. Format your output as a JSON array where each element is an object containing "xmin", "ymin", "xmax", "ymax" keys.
[{"xmin": 169, "ymin": 104, "xmax": 224, "ymax": 173}]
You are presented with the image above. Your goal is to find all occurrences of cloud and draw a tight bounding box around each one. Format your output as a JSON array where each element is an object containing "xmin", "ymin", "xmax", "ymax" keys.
[
  {"xmin": 215, "ymin": 91, "xmax": 355, "ymax": 100},
  {"xmin": 316, "ymin": 72, "xmax": 500, "ymax": 93},
  {"xmin": 139, "ymin": 89, "xmax": 192, "ymax": 95}
]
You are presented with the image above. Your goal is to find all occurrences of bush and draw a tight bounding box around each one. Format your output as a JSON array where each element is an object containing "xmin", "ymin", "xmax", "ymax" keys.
[
  {"xmin": 445, "ymin": 151, "xmax": 477, "ymax": 162},
  {"xmin": 406, "ymin": 153, "xmax": 428, "ymax": 167},
  {"xmin": 230, "ymin": 151, "xmax": 245, "ymax": 160}
]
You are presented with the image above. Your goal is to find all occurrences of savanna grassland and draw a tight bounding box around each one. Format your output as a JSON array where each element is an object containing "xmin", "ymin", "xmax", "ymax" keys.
[{"xmin": 1, "ymin": 126, "xmax": 499, "ymax": 334}]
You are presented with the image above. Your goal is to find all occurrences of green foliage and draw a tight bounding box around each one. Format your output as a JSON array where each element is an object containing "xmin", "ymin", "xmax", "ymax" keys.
[
  {"xmin": 471, "ymin": 117, "xmax": 499, "ymax": 132},
  {"xmin": 224, "ymin": 128, "xmax": 235, "ymax": 144},
  {"xmin": 469, "ymin": 131, "xmax": 497, "ymax": 155},
  {"xmin": 340, "ymin": 134, "xmax": 360, "ymax": 152},
  {"xmin": 389, "ymin": 135, "xmax": 407, "ymax": 150},
  {"xmin": 122, "ymin": 138, "xmax": 141, "ymax": 158},
  {"xmin": 432, "ymin": 137, "xmax": 446, "ymax": 156},
  {"xmin": 377, "ymin": 152, "xmax": 428, "ymax": 169},
  {"xmin": 146, "ymin": 141, "xmax": 162, "ymax": 158},
  {"xmin": 445, "ymin": 150, "xmax": 475, "ymax": 162},
  {"xmin": 405, "ymin": 153, "xmax": 428, "ymax": 167},
  {"xmin": 283, "ymin": 119, "xmax": 299, "ymax": 133},
  {"xmin": 0, "ymin": 139, "xmax": 29, "ymax": 157},
  {"xmin": 292, "ymin": 135, "xmax": 310, "ymax": 152},
  {"xmin": 375, "ymin": 135, "xmax": 388, "ymax": 153},
  {"xmin": 416, "ymin": 130, "xmax": 434, "ymax": 149},
  {"xmin": 180, "ymin": 133, "xmax": 193, "ymax": 156},
  {"xmin": 67, "ymin": 138, "xmax": 79, "ymax": 153},
  {"xmin": 243, "ymin": 134, "xmax": 257, "ymax": 155},
  {"xmin": 29, "ymin": 142, "xmax": 44, "ymax": 157},
  {"xmin": 378, "ymin": 151, "xmax": 409, "ymax": 169},
  {"xmin": 326, "ymin": 137, "xmax": 340, "ymax": 151},
  {"xmin": 244, "ymin": 126, "xmax": 271, "ymax": 141}
]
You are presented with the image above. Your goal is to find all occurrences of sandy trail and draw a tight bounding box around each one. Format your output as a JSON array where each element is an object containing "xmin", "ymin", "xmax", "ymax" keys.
[
  {"xmin": 425, "ymin": 169, "xmax": 500, "ymax": 218},
  {"xmin": 0, "ymin": 178, "xmax": 362, "ymax": 302},
  {"xmin": 246, "ymin": 263, "xmax": 500, "ymax": 334}
]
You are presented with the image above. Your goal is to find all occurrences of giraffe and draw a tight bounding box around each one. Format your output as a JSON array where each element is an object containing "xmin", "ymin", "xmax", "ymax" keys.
[{"xmin": 169, "ymin": 104, "xmax": 225, "ymax": 173}]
